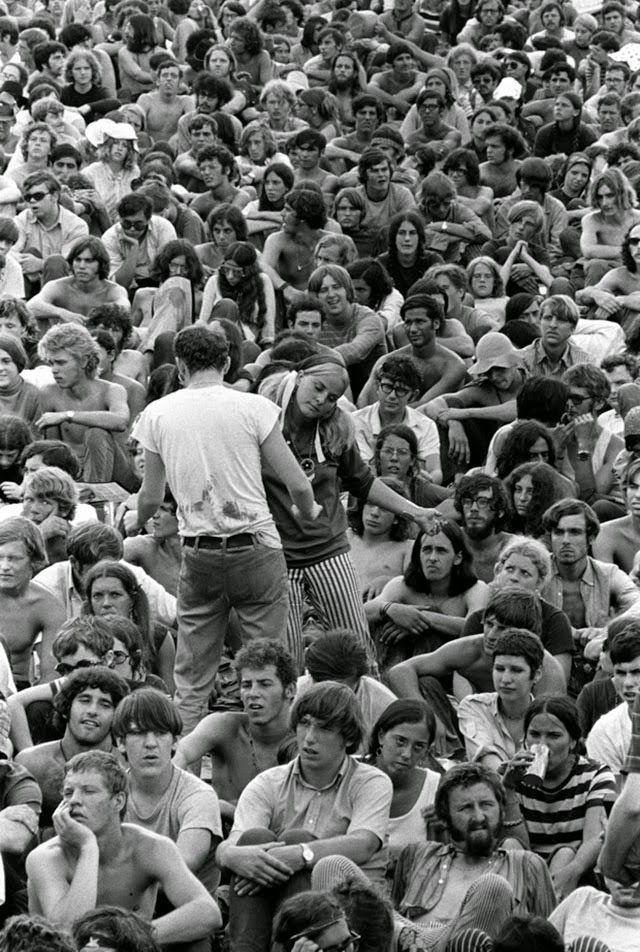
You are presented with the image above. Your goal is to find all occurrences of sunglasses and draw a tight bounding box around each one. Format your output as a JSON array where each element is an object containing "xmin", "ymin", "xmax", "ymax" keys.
[
  {"xmin": 55, "ymin": 659, "xmax": 102, "ymax": 676},
  {"xmin": 25, "ymin": 190, "xmax": 49, "ymax": 203},
  {"xmin": 629, "ymin": 237, "xmax": 640, "ymax": 247},
  {"xmin": 121, "ymin": 218, "xmax": 147, "ymax": 230}
]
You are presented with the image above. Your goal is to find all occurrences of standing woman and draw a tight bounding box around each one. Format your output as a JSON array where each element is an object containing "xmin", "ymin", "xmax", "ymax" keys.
[
  {"xmin": 258, "ymin": 353, "xmax": 439, "ymax": 669},
  {"xmin": 83, "ymin": 122, "xmax": 140, "ymax": 223},
  {"xmin": 117, "ymin": 14, "xmax": 164, "ymax": 100},
  {"xmin": 534, "ymin": 93, "xmax": 597, "ymax": 159},
  {"xmin": 199, "ymin": 241, "xmax": 276, "ymax": 346}
]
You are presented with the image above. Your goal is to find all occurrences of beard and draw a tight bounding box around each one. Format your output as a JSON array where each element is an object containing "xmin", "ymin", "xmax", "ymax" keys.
[
  {"xmin": 463, "ymin": 820, "xmax": 498, "ymax": 856},
  {"xmin": 463, "ymin": 520, "xmax": 494, "ymax": 541}
]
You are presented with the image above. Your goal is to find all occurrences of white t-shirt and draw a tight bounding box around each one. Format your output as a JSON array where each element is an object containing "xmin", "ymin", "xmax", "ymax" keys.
[
  {"xmin": 550, "ymin": 886, "xmax": 640, "ymax": 952},
  {"xmin": 586, "ymin": 701, "xmax": 631, "ymax": 777},
  {"xmin": 132, "ymin": 384, "xmax": 282, "ymax": 543},
  {"xmin": 388, "ymin": 767, "xmax": 440, "ymax": 859}
]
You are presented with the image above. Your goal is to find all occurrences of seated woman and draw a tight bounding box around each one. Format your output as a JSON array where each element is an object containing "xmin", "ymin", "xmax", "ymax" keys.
[
  {"xmin": 332, "ymin": 188, "xmax": 369, "ymax": 257},
  {"xmin": 443, "ymin": 147, "xmax": 494, "ymax": 230},
  {"xmin": 504, "ymin": 461, "xmax": 573, "ymax": 537},
  {"xmin": 373, "ymin": 424, "xmax": 452, "ymax": 510},
  {"xmin": 82, "ymin": 559, "xmax": 175, "ymax": 693},
  {"xmin": 242, "ymin": 162, "xmax": 294, "ymax": 248},
  {"xmin": 0, "ymin": 333, "xmax": 40, "ymax": 427},
  {"xmin": 479, "ymin": 123, "xmax": 525, "ymax": 200},
  {"xmin": 495, "ymin": 419, "xmax": 576, "ymax": 490},
  {"xmin": 347, "ymin": 258, "xmax": 403, "ymax": 339},
  {"xmin": 577, "ymin": 221, "xmax": 640, "ymax": 329},
  {"xmin": 533, "ymin": 92, "xmax": 597, "ymax": 160},
  {"xmin": 550, "ymin": 152, "xmax": 592, "ymax": 225},
  {"xmin": 503, "ymin": 696, "xmax": 616, "ymax": 900},
  {"xmin": 378, "ymin": 212, "xmax": 438, "ymax": 299},
  {"xmin": 199, "ymin": 240, "xmax": 276, "ymax": 346},
  {"xmin": 347, "ymin": 476, "xmax": 413, "ymax": 601},
  {"xmin": 365, "ymin": 518, "xmax": 489, "ymax": 669},
  {"xmin": 196, "ymin": 202, "xmax": 248, "ymax": 272},
  {"xmin": 466, "ymin": 256, "xmax": 509, "ymax": 327},
  {"xmin": 82, "ymin": 121, "xmax": 140, "ymax": 223},
  {"xmin": 363, "ymin": 700, "xmax": 442, "ymax": 869},
  {"xmin": 482, "ymin": 201, "xmax": 553, "ymax": 297}
]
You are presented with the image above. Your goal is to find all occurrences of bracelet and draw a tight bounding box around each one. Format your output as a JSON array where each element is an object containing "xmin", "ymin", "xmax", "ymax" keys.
[
  {"xmin": 381, "ymin": 602, "xmax": 393, "ymax": 619},
  {"xmin": 502, "ymin": 818, "xmax": 522, "ymax": 828}
]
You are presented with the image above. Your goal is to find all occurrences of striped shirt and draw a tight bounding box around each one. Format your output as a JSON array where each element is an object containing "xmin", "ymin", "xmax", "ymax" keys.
[{"xmin": 516, "ymin": 756, "xmax": 615, "ymax": 860}]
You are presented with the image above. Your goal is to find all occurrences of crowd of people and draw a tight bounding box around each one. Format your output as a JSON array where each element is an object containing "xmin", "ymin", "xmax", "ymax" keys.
[{"xmin": 1, "ymin": 0, "xmax": 640, "ymax": 950}]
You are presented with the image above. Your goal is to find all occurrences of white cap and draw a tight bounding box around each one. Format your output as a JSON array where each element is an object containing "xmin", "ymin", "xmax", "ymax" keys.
[{"xmin": 85, "ymin": 118, "xmax": 139, "ymax": 151}]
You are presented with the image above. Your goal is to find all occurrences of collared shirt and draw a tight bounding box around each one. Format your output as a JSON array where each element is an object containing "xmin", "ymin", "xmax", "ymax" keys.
[
  {"xmin": 229, "ymin": 755, "xmax": 392, "ymax": 882},
  {"xmin": 586, "ymin": 701, "xmax": 631, "ymax": 777},
  {"xmin": 352, "ymin": 402, "xmax": 440, "ymax": 469},
  {"xmin": 519, "ymin": 337, "xmax": 591, "ymax": 379},
  {"xmin": 457, "ymin": 691, "xmax": 528, "ymax": 764},
  {"xmin": 15, "ymin": 205, "xmax": 88, "ymax": 259},
  {"xmin": 102, "ymin": 215, "xmax": 177, "ymax": 281},
  {"xmin": 541, "ymin": 556, "xmax": 640, "ymax": 633},
  {"xmin": 33, "ymin": 559, "xmax": 177, "ymax": 628}
]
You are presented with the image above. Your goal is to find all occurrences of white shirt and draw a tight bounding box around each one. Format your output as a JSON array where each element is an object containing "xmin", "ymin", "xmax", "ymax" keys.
[
  {"xmin": 351, "ymin": 403, "xmax": 440, "ymax": 469},
  {"xmin": 586, "ymin": 701, "xmax": 631, "ymax": 777}
]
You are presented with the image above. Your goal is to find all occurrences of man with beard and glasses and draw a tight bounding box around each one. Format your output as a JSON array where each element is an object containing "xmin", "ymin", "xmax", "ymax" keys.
[
  {"xmin": 542, "ymin": 499, "xmax": 640, "ymax": 691},
  {"xmin": 452, "ymin": 474, "xmax": 515, "ymax": 584},
  {"xmin": 391, "ymin": 762, "xmax": 555, "ymax": 947},
  {"xmin": 15, "ymin": 666, "xmax": 129, "ymax": 837},
  {"xmin": 173, "ymin": 640, "xmax": 297, "ymax": 821}
]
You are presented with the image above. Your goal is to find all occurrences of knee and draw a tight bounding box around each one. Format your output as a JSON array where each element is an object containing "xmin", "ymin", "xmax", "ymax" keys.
[
  {"xmin": 311, "ymin": 855, "xmax": 366, "ymax": 892},
  {"xmin": 549, "ymin": 846, "xmax": 576, "ymax": 870},
  {"xmin": 466, "ymin": 873, "xmax": 514, "ymax": 905},
  {"xmin": 448, "ymin": 928, "xmax": 495, "ymax": 952},
  {"xmin": 236, "ymin": 828, "xmax": 277, "ymax": 846},
  {"xmin": 84, "ymin": 427, "xmax": 110, "ymax": 448}
]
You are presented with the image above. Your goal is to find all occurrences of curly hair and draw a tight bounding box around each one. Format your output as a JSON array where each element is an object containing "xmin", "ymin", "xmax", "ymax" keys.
[
  {"xmin": 234, "ymin": 638, "xmax": 297, "ymax": 688},
  {"xmin": 73, "ymin": 907, "xmax": 160, "ymax": 952},
  {"xmin": 216, "ymin": 241, "xmax": 267, "ymax": 332},
  {"xmin": 503, "ymin": 462, "xmax": 564, "ymax": 538},
  {"xmin": 495, "ymin": 420, "xmax": 556, "ymax": 481},
  {"xmin": 150, "ymin": 238, "xmax": 204, "ymax": 287},
  {"xmin": 20, "ymin": 122, "xmax": 56, "ymax": 162},
  {"xmin": 64, "ymin": 47, "xmax": 102, "ymax": 86},
  {"xmin": 38, "ymin": 322, "xmax": 101, "ymax": 378},
  {"xmin": 454, "ymin": 473, "xmax": 510, "ymax": 531},
  {"xmin": 0, "ymin": 916, "xmax": 76, "ymax": 952},
  {"xmin": 561, "ymin": 363, "xmax": 611, "ymax": 405},
  {"xmin": 404, "ymin": 521, "xmax": 478, "ymax": 597},
  {"xmin": 53, "ymin": 665, "xmax": 130, "ymax": 733},
  {"xmin": 286, "ymin": 186, "xmax": 328, "ymax": 230},
  {"xmin": 230, "ymin": 16, "xmax": 264, "ymax": 55}
]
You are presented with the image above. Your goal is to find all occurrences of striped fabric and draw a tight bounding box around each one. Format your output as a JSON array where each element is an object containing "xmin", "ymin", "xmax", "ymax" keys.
[{"xmin": 517, "ymin": 757, "xmax": 616, "ymax": 860}]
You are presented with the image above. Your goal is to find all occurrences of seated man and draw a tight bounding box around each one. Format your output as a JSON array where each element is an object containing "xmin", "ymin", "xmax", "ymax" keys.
[
  {"xmin": 113, "ymin": 688, "xmax": 222, "ymax": 897},
  {"xmin": 33, "ymin": 522, "xmax": 176, "ymax": 627},
  {"xmin": 541, "ymin": 499, "xmax": 640, "ymax": 679},
  {"xmin": 388, "ymin": 586, "xmax": 567, "ymax": 754},
  {"xmin": 0, "ymin": 517, "xmax": 66, "ymax": 686},
  {"xmin": 295, "ymin": 630, "xmax": 396, "ymax": 748},
  {"xmin": 405, "ymin": 89, "xmax": 461, "ymax": 158},
  {"xmin": 26, "ymin": 749, "xmax": 222, "ymax": 941},
  {"xmin": 367, "ymin": 42, "xmax": 426, "ymax": 117},
  {"xmin": 586, "ymin": 625, "xmax": 640, "ymax": 782},
  {"xmin": 28, "ymin": 237, "xmax": 129, "ymax": 328},
  {"xmin": 216, "ymin": 682, "xmax": 393, "ymax": 952},
  {"xmin": 352, "ymin": 353, "xmax": 441, "ymax": 479},
  {"xmin": 0, "ymin": 755, "xmax": 42, "ymax": 923},
  {"xmin": 16, "ymin": 666, "xmax": 129, "ymax": 835},
  {"xmin": 519, "ymin": 296, "xmax": 590, "ymax": 380},
  {"xmin": 597, "ymin": 353, "xmax": 636, "ymax": 439},
  {"xmin": 85, "ymin": 303, "xmax": 147, "ymax": 386},
  {"xmin": 174, "ymin": 639, "xmax": 297, "ymax": 817},
  {"xmin": 452, "ymin": 474, "xmax": 515, "ymax": 584},
  {"xmin": 392, "ymin": 763, "xmax": 555, "ymax": 946},
  {"xmin": 592, "ymin": 458, "xmax": 640, "ymax": 573},
  {"xmin": 101, "ymin": 192, "xmax": 176, "ymax": 292},
  {"xmin": 458, "ymin": 629, "xmax": 543, "ymax": 771},
  {"xmin": 91, "ymin": 329, "xmax": 146, "ymax": 433},
  {"xmin": 36, "ymin": 323, "xmax": 136, "ymax": 490}
]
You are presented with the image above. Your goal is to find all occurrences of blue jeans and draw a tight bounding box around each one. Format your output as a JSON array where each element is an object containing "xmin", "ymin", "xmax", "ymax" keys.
[{"xmin": 175, "ymin": 539, "xmax": 289, "ymax": 733}]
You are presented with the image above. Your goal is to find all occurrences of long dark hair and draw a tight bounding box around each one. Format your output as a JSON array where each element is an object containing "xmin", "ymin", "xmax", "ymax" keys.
[
  {"xmin": 524, "ymin": 695, "xmax": 584, "ymax": 755},
  {"xmin": 258, "ymin": 162, "xmax": 295, "ymax": 212},
  {"xmin": 504, "ymin": 461, "xmax": 563, "ymax": 537},
  {"xmin": 365, "ymin": 699, "xmax": 436, "ymax": 760},
  {"xmin": 495, "ymin": 421, "xmax": 556, "ymax": 481},
  {"xmin": 348, "ymin": 476, "xmax": 410, "ymax": 541},
  {"xmin": 150, "ymin": 239, "xmax": 204, "ymax": 286},
  {"xmin": 217, "ymin": 241, "xmax": 266, "ymax": 331},
  {"xmin": 124, "ymin": 13, "xmax": 156, "ymax": 52},
  {"xmin": 386, "ymin": 211, "xmax": 427, "ymax": 270},
  {"xmin": 404, "ymin": 522, "xmax": 478, "ymax": 596}
]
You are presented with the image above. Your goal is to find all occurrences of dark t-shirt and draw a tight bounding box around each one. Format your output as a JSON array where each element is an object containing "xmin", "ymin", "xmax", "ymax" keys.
[{"xmin": 462, "ymin": 600, "xmax": 574, "ymax": 656}]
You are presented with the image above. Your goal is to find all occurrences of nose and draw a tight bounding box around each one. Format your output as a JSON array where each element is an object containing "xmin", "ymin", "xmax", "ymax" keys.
[
  {"xmin": 472, "ymin": 804, "xmax": 484, "ymax": 822},
  {"xmin": 144, "ymin": 732, "xmax": 158, "ymax": 747}
]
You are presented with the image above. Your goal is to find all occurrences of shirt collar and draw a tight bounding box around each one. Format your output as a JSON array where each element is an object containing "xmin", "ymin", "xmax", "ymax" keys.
[{"xmin": 292, "ymin": 754, "xmax": 349, "ymax": 790}]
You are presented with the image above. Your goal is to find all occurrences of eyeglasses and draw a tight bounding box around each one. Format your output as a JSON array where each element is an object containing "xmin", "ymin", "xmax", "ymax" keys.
[
  {"xmin": 566, "ymin": 391, "xmax": 591, "ymax": 405},
  {"xmin": 111, "ymin": 650, "xmax": 130, "ymax": 666},
  {"xmin": 120, "ymin": 218, "xmax": 146, "ymax": 230},
  {"xmin": 289, "ymin": 930, "xmax": 360, "ymax": 952},
  {"xmin": 505, "ymin": 61, "xmax": 520, "ymax": 70},
  {"xmin": 25, "ymin": 190, "xmax": 49, "ymax": 203},
  {"xmin": 378, "ymin": 380, "xmax": 413, "ymax": 398},
  {"xmin": 461, "ymin": 496, "xmax": 495, "ymax": 512},
  {"xmin": 55, "ymin": 659, "xmax": 102, "ymax": 676}
]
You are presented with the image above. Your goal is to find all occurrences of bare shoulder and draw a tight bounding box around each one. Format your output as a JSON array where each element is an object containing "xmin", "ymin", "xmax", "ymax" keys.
[
  {"xmin": 27, "ymin": 835, "xmax": 65, "ymax": 869},
  {"xmin": 123, "ymin": 823, "xmax": 181, "ymax": 866},
  {"xmin": 29, "ymin": 580, "xmax": 66, "ymax": 610},
  {"xmin": 198, "ymin": 710, "xmax": 246, "ymax": 747}
]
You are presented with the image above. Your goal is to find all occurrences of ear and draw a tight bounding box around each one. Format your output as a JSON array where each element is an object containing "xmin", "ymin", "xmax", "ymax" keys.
[
  {"xmin": 284, "ymin": 682, "xmax": 296, "ymax": 704},
  {"xmin": 452, "ymin": 551, "xmax": 463, "ymax": 566},
  {"xmin": 532, "ymin": 666, "xmax": 543, "ymax": 687}
]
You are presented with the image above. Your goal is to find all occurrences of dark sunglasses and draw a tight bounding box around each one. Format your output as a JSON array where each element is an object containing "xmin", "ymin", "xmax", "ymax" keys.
[
  {"xmin": 25, "ymin": 190, "xmax": 49, "ymax": 203},
  {"xmin": 55, "ymin": 659, "xmax": 102, "ymax": 676}
]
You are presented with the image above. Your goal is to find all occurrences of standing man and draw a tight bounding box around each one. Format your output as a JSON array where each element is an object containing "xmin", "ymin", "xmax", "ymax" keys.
[
  {"xmin": 131, "ymin": 324, "xmax": 320, "ymax": 732},
  {"xmin": 36, "ymin": 323, "xmax": 136, "ymax": 489}
]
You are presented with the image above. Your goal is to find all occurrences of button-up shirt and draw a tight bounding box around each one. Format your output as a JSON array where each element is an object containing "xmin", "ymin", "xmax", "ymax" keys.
[
  {"xmin": 229, "ymin": 755, "xmax": 392, "ymax": 882},
  {"xmin": 542, "ymin": 556, "xmax": 640, "ymax": 636},
  {"xmin": 352, "ymin": 403, "xmax": 440, "ymax": 469},
  {"xmin": 519, "ymin": 338, "xmax": 591, "ymax": 379},
  {"xmin": 15, "ymin": 205, "xmax": 88, "ymax": 259},
  {"xmin": 102, "ymin": 215, "xmax": 177, "ymax": 282},
  {"xmin": 457, "ymin": 691, "xmax": 530, "ymax": 764}
]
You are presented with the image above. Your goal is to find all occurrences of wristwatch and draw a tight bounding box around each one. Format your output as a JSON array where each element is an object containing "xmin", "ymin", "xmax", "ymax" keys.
[
  {"xmin": 441, "ymin": 222, "xmax": 448, "ymax": 232},
  {"xmin": 299, "ymin": 844, "xmax": 314, "ymax": 868},
  {"xmin": 66, "ymin": 410, "xmax": 75, "ymax": 420}
]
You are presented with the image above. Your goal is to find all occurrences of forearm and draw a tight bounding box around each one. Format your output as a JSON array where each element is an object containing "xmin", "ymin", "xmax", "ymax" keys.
[
  {"xmin": 599, "ymin": 772, "xmax": 640, "ymax": 881},
  {"xmin": 421, "ymin": 611, "xmax": 464, "ymax": 639},
  {"xmin": 366, "ymin": 477, "xmax": 429, "ymax": 522},
  {"xmin": 8, "ymin": 696, "xmax": 33, "ymax": 751},
  {"xmin": 153, "ymin": 898, "xmax": 221, "ymax": 945},
  {"xmin": 71, "ymin": 410, "xmax": 128, "ymax": 431},
  {"xmin": 618, "ymin": 292, "xmax": 640, "ymax": 310},
  {"xmin": 113, "ymin": 249, "xmax": 138, "ymax": 288},
  {"xmin": 580, "ymin": 242, "xmax": 620, "ymax": 259},
  {"xmin": 137, "ymin": 486, "xmax": 163, "ymax": 526},
  {"xmin": 0, "ymin": 817, "xmax": 36, "ymax": 853},
  {"xmin": 52, "ymin": 842, "xmax": 99, "ymax": 926},
  {"xmin": 307, "ymin": 833, "xmax": 379, "ymax": 867},
  {"xmin": 387, "ymin": 662, "xmax": 425, "ymax": 700},
  {"xmin": 454, "ymin": 400, "xmax": 517, "ymax": 423},
  {"xmin": 570, "ymin": 837, "xmax": 602, "ymax": 877},
  {"xmin": 29, "ymin": 299, "xmax": 84, "ymax": 324}
]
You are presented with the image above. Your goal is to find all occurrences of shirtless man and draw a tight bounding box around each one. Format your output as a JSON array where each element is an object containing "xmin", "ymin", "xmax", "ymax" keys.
[
  {"xmin": 290, "ymin": 129, "xmax": 339, "ymax": 201},
  {"xmin": 0, "ymin": 518, "xmax": 66, "ymax": 685},
  {"xmin": 123, "ymin": 491, "xmax": 180, "ymax": 596},
  {"xmin": 357, "ymin": 295, "xmax": 466, "ymax": 408},
  {"xmin": 173, "ymin": 640, "xmax": 296, "ymax": 819},
  {"xmin": 26, "ymin": 749, "xmax": 221, "ymax": 941},
  {"xmin": 580, "ymin": 170, "xmax": 640, "ymax": 284},
  {"xmin": 36, "ymin": 323, "xmax": 135, "ymax": 489},
  {"xmin": 16, "ymin": 666, "xmax": 129, "ymax": 835},
  {"xmin": 577, "ymin": 221, "xmax": 640, "ymax": 326},
  {"xmin": 138, "ymin": 60, "xmax": 194, "ymax": 144},
  {"xmin": 28, "ymin": 237, "xmax": 129, "ymax": 329},
  {"xmin": 92, "ymin": 329, "xmax": 146, "ymax": 432},
  {"xmin": 593, "ymin": 457, "xmax": 640, "ymax": 573},
  {"xmin": 453, "ymin": 474, "xmax": 514, "ymax": 584}
]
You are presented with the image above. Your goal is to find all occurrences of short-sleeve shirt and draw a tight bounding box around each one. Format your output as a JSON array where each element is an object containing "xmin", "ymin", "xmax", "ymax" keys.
[
  {"xmin": 462, "ymin": 601, "xmax": 573, "ymax": 657},
  {"xmin": 352, "ymin": 403, "xmax": 440, "ymax": 469},
  {"xmin": 132, "ymin": 385, "xmax": 281, "ymax": 543},
  {"xmin": 229, "ymin": 755, "xmax": 393, "ymax": 883},
  {"xmin": 15, "ymin": 205, "xmax": 88, "ymax": 259},
  {"xmin": 125, "ymin": 765, "xmax": 222, "ymax": 894}
]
